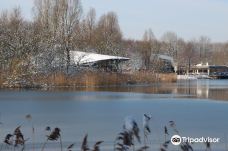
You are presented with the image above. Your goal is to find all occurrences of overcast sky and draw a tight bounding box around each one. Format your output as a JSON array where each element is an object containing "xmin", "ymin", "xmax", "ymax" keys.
[{"xmin": 0, "ymin": 0, "xmax": 228, "ymax": 42}]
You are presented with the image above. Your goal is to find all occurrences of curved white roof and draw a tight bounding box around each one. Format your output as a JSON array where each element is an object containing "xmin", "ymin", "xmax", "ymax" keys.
[{"xmin": 70, "ymin": 51, "xmax": 130, "ymax": 65}]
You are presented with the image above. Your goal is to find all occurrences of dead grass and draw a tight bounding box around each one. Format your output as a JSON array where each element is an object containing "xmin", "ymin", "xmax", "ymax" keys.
[
  {"xmin": 129, "ymin": 71, "xmax": 158, "ymax": 84},
  {"xmin": 47, "ymin": 73, "xmax": 69, "ymax": 86},
  {"xmin": 0, "ymin": 70, "xmax": 7, "ymax": 87},
  {"xmin": 0, "ymin": 71, "xmax": 177, "ymax": 88},
  {"xmin": 69, "ymin": 71, "xmax": 129, "ymax": 86},
  {"xmin": 158, "ymin": 73, "xmax": 177, "ymax": 83},
  {"xmin": 46, "ymin": 71, "xmax": 176, "ymax": 87}
]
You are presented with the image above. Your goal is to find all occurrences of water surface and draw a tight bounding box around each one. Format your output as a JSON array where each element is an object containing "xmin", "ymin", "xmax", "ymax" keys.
[{"xmin": 0, "ymin": 79, "xmax": 228, "ymax": 151}]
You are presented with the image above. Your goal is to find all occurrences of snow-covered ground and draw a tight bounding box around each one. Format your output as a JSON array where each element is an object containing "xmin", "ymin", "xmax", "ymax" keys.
[{"xmin": 177, "ymin": 75, "xmax": 198, "ymax": 80}]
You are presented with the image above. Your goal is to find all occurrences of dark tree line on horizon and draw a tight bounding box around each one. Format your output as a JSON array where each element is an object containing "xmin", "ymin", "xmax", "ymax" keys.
[{"xmin": 0, "ymin": 0, "xmax": 228, "ymax": 77}]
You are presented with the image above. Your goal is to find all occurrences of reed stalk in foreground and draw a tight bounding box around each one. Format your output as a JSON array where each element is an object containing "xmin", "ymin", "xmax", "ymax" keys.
[
  {"xmin": 143, "ymin": 114, "xmax": 152, "ymax": 150},
  {"xmin": 164, "ymin": 126, "xmax": 169, "ymax": 142},
  {"xmin": 0, "ymin": 126, "xmax": 28, "ymax": 151},
  {"xmin": 0, "ymin": 134, "xmax": 13, "ymax": 151},
  {"xmin": 81, "ymin": 134, "xmax": 103, "ymax": 151},
  {"xmin": 67, "ymin": 143, "xmax": 75, "ymax": 151},
  {"xmin": 1, "ymin": 125, "xmax": 29, "ymax": 151},
  {"xmin": 205, "ymin": 141, "xmax": 211, "ymax": 151},
  {"xmin": 115, "ymin": 116, "xmax": 152, "ymax": 151},
  {"xmin": 167, "ymin": 120, "xmax": 194, "ymax": 151},
  {"xmin": 25, "ymin": 114, "xmax": 35, "ymax": 151},
  {"xmin": 124, "ymin": 116, "xmax": 141, "ymax": 151},
  {"xmin": 14, "ymin": 126, "xmax": 26, "ymax": 151},
  {"xmin": 41, "ymin": 127, "xmax": 62, "ymax": 151},
  {"xmin": 160, "ymin": 140, "xmax": 170, "ymax": 151},
  {"xmin": 1, "ymin": 114, "xmax": 226, "ymax": 151}
]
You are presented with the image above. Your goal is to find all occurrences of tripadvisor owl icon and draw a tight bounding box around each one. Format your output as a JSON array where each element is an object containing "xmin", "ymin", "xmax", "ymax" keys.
[{"xmin": 171, "ymin": 135, "xmax": 182, "ymax": 145}]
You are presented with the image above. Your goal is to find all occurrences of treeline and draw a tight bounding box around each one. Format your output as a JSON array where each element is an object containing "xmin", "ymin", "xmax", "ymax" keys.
[
  {"xmin": 0, "ymin": 0, "xmax": 122, "ymax": 76},
  {"xmin": 0, "ymin": 0, "xmax": 228, "ymax": 77},
  {"xmin": 125, "ymin": 31, "xmax": 228, "ymax": 72}
]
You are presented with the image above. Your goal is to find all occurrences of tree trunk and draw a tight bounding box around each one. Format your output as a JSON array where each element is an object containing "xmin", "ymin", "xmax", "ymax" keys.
[{"xmin": 66, "ymin": 48, "xmax": 70, "ymax": 74}]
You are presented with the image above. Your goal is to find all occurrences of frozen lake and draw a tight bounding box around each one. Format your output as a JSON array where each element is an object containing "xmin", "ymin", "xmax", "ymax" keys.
[{"xmin": 0, "ymin": 79, "xmax": 228, "ymax": 151}]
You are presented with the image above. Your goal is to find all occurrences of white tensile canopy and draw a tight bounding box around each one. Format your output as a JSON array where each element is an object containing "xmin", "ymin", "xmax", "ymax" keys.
[{"xmin": 70, "ymin": 51, "xmax": 130, "ymax": 65}]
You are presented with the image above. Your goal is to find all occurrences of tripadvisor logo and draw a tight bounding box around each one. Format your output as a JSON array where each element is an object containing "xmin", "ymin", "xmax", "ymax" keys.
[
  {"xmin": 171, "ymin": 135, "xmax": 182, "ymax": 145},
  {"xmin": 171, "ymin": 135, "xmax": 220, "ymax": 146}
]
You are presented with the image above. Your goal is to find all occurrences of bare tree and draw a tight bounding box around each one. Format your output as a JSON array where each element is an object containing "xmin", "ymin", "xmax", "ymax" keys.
[
  {"xmin": 33, "ymin": 0, "xmax": 82, "ymax": 73},
  {"xmin": 0, "ymin": 8, "xmax": 35, "ymax": 75},
  {"xmin": 182, "ymin": 41, "xmax": 197, "ymax": 73},
  {"xmin": 140, "ymin": 28, "xmax": 159, "ymax": 71},
  {"xmin": 0, "ymin": 10, "xmax": 10, "ymax": 71},
  {"xmin": 161, "ymin": 31, "xmax": 178, "ymax": 59},
  {"xmin": 198, "ymin": 36, "xmax": 211, "ymax": 63},
  {"xmin": 74, "ymin": 8, "xmax": 96, "ymax": 50},
  {"xmin": 95, "ymin": 12, "xmax": 122, "ymax": 55},
  {"xmin": 86, "ymin": 8, "xmax": 96, "ymax": 46},
  {"xmin": 210, "ymin": 42, "xmax": 228, "ymax": 65}
]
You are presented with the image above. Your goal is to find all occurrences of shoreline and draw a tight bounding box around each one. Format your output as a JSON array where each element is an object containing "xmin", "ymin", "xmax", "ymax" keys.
[{"xmin": 0, "ymin": 72, "xmax": 177, "ymax": 89}]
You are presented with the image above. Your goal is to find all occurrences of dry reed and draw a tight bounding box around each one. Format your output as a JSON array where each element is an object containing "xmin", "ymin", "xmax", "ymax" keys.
[
  {"xmin": 0, "ymin": 70, "xmax": 177, "ymax": 88},
  {"xmin": 0, "ymin": 113, "xmax": 206, "ymax": 151},
  {"xmin": 81, "ymin": 134, "xmax": 103, "ymax": 151}
]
